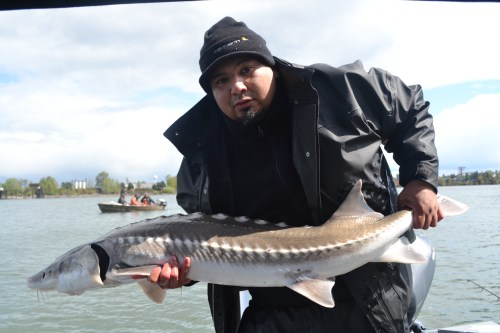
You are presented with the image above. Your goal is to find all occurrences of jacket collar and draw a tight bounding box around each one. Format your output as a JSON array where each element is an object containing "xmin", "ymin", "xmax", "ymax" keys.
[{"xmin": 163, "ymin": 94, "xmax": 223, "ymax": 159}]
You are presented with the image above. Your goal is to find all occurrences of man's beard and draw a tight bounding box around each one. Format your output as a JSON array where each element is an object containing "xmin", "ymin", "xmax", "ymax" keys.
[{"xmin": 241, "ymin": 108, "xmax": 257, "ymax": 127}]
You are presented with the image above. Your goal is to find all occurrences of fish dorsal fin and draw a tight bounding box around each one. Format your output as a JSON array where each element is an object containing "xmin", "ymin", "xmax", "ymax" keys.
[
  {"xmin": 137, "ymin": 279, "xmax": 167, "ymax": 304},
  {"xmin": 287, "ymin": 278, "xmax": 336, "ymax": 308},
  {"xmin": 331, "ymin": 180, "xmax": 384, "ymax": 220}
]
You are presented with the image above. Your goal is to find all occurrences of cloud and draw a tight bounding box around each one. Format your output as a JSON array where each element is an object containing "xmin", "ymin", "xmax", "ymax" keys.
[
  {"xmin": 433, "ymin": 93, "xmax": 500, "ymax": 174},
  {"xmin": 1, "ymin": 0, "xmax": 500, "ymax": 183},
  {"xmin": 0, "ymin": 73, "xmax": 186, "ymax": 182}
]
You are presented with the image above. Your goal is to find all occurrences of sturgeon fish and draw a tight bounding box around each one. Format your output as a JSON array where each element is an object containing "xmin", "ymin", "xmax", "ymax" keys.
[{"xmin": 26, "ymin": 180, "xmax": 467, "ymax": 307}]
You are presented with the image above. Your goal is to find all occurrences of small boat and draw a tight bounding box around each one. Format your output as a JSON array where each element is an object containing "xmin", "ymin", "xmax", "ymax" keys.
[{"xmin": 98, "ymin": 199, "xmax": 167, "ymax": 213}]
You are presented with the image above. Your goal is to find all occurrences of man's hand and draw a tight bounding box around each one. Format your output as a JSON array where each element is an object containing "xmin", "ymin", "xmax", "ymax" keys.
[
  {"xmin": 397, "ymin": 179, "xmax": 444, "ymax": 230},
  {"xmin": 148, "ymin": 255, "xmax": 192, "ymax": 289}
]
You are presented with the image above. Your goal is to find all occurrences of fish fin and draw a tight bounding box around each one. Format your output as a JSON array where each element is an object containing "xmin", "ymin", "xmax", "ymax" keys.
[
  {"xmin": 330, "ymin": 180, "xmax": 384, "ymax": 220},
  {"xmin": 437, "ymin": 195, "xmax": 468, "ymax": 216},
  {"xmin": 374, "ymin": 237, "xmax": 428, "ymax": 264},
  {"xmin": 110, "ymin": 265, "xmax": 161, "ymax": 278},
  {"xmin": 137, "ymin": 279, "xmax": 167, "ymax": 304},
  {"xmin": 287, "ymin": 278, "xmax": 336, "ymax": 308}
]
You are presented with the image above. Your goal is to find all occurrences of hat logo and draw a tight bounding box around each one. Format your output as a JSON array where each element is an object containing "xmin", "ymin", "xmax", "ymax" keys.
[{"xmin": 214, "ymin": 37, "xmax": 249, "ymax": 55}]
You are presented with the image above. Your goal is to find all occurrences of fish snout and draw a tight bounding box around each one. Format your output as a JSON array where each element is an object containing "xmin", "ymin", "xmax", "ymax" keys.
[
  {"xmin": 26, "ymin": 244, "xmax": 106, "ymax": 295},
  {"xmin": 26, "ymin": 266, "xmax": 58, "ymax": 291}
]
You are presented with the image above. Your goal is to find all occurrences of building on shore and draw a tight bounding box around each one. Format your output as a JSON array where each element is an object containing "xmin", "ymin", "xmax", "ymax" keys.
[{"xmin": 73, "ymin": 180, "xmax": 87, "ymax": 190}]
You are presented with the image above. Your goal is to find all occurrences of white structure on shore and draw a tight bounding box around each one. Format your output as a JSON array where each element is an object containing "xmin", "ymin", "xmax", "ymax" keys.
[{"xmin": 73, "ymin": 180, "xmax": 87, "ymax": 190}]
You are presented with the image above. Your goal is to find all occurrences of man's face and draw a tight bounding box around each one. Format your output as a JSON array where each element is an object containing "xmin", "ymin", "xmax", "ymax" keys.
[{"xmin": 210, "ymin": 57, "xmax": 277, "ymax": 126}]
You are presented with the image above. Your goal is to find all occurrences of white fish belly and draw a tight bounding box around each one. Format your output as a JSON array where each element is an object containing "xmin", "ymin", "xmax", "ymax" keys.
[{"xmin": 187, "ymin": 260, "xmax": 292, "ymax": 287}]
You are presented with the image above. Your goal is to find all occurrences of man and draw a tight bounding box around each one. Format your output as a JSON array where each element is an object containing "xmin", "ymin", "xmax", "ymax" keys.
[
  {"xmin": 148, "ymin": 17, "xmax": 442, "ymax": 332},
  {"xmin": 130, "ymin": 193, "xmax": 141, "ymax": 206},
  {"xmin": 117, "ymin": 192, "xmax": 126, "ymax": 205}
]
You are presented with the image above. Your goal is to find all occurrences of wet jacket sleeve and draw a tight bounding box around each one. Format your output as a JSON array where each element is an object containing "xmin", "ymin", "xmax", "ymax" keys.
[{"xmin": 369, "ymin": 66, "xmax": 439, "ymax": 191}]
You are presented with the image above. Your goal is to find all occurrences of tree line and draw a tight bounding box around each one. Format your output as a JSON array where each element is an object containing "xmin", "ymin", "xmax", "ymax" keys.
[
  {"xmin": 0, "ymin": 171, "xmax": 177, "ymax": 198},
  {"xmin": 438, "ymin": 170, "xmax": 500, "ymax": 186},
  {"xmin": 2, "ymin": 169, "xmax": 498, "ymax": 199}
]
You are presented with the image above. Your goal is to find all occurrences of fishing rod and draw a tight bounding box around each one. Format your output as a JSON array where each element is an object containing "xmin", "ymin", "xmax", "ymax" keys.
[{"xmin": 467, "ymin": 279, "xmax": 500, "ymax": 301}]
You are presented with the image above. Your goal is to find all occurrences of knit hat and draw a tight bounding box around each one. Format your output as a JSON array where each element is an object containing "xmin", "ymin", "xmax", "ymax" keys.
[{"xmin": 199, "ymin": 17, "xmax": 275, "ymax": 93}]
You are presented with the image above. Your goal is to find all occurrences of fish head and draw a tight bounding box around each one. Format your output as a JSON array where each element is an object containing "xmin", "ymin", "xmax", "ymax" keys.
[{"xmin": 26, "ymin": 244, "xmax": 104, "ymax": 295}]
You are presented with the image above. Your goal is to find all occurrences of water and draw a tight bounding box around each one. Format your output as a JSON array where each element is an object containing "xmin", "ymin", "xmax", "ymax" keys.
[
  {"xmin": 416, "ymin": 185, "xmax": 500, "ymax": 329},
  {"xmin": 0, "ymin": 195, "xmax": 213, "ymax": 333},
  {"xmin": 0, "ymin": 186, "xmax": 498, "ymax": 332}
]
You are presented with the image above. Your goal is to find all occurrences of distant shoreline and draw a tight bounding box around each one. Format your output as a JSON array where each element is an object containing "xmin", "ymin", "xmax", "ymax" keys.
[
  {"xmin": 0, "ymin": 193, "xmax": 112, "ymax": 200},
  {"xmin": 2, "ymin": 182, "xmax": 500, "ymax": 201},
  {"xmin": 0, "ymin": 192, "xmax": 174, "ymax": 200}
]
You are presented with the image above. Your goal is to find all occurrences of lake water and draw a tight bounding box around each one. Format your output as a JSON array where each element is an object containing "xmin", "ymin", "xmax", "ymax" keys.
[{"xmin": 0, "ymin": 186, "xmax": 498, "ymax": 332}]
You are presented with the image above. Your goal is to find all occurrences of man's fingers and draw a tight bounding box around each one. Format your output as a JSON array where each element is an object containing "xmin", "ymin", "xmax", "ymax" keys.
[
  {"xmin": 413, "ymin": 211, "xmax": 440, "ymax": 230},
  {"xmin": 157, "ymin": 264, "xmax": 171, "ymax": 288},
  {"xmin": 437, "ymin": 207, "xmax": 445, "ymax": 221},
  {"xmin": 147, "ymin": 256, "xmax": 192, "ymax": 289},
  {"xmin": 179, "ymin": 257, "xmax": 192, "ymax": 286},
  {"xmin": 148, "ymin": 266, "xmax": 162, "ymax": 284},
  {"xmin": 156, "ymin": 256, "xmax": 183, "ymax": 289},
  {"xmin": 169, "ymin": 266, "xmax": 180, "ymax": 288}
]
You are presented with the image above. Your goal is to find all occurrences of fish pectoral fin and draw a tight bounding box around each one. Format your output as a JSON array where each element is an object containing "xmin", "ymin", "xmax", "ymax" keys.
[
  {"xmin": 137, "ymin": 279, "xmax": 167, "ymax": 304},
  {"xmin": 110, "ymin": 265, "xmax": 167, "ymax": 303},
  {"xmin": 110, "ymin": 265, "xmax": 161, "ymax": 278},
  {"xmin": 374, "ymin": 237, "xmax": 428, "ymax": 264},
  {"xmin": 437, "ymin": 195, "xmax": 468, "ymax": 216},
  {"xmin": 287, "ymin": 278, "xmax": 336, "ymax": 308}
]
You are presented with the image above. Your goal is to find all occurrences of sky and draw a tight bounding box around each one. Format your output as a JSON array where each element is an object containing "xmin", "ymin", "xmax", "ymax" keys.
[{"xmin": 1, "ymin": 0, "xmax": 499, "ymax": 185}]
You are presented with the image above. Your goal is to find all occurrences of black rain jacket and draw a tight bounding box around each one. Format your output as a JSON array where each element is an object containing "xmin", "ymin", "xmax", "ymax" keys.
[{"xmin": 164, "ymin": 57, "xmax": 439, "ymax": 333}]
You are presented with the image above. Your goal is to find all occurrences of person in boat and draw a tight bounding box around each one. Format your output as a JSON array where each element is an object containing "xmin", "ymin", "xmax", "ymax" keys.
[
  {"xmin": 140, "ymin": 193, "xmax": 155, "ymax": 206},
  {"xmin": 140, "ymin": 193, "xmax": 149, "ymax": 205},
  {"xmin": 130, "ymin": 193, "xmax": 141, "ymax": 206},
  {"xmin": 148, "ymin": 17, "xmax": 442, "ymax": 333},
  {"xmin": 117, "ymin": 192, "xmax": 126, "ymax": 205}
]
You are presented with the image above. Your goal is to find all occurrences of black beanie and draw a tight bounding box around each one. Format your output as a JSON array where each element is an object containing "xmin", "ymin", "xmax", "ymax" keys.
[{"xmin": 199, "ymin": 17, "xmax": 275, "ymax": 93}]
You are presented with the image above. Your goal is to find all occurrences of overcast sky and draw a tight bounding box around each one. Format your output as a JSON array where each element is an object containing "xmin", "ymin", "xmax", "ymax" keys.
[{"xmin": 1, "ymin": 0, "xmax": 499, "ymax": 184}]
